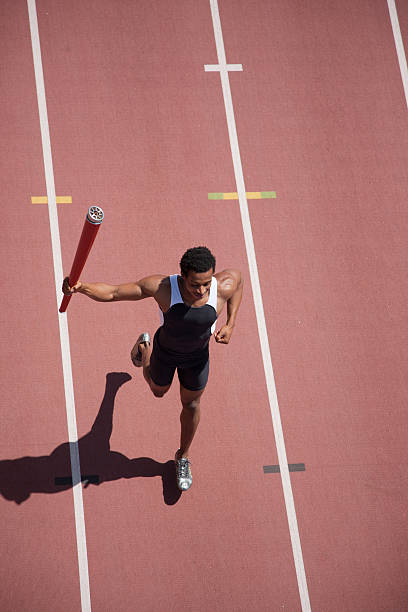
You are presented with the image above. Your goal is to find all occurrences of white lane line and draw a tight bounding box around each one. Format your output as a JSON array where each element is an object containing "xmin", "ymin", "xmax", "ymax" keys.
[
  {"xmin": 387, "ymin": 0, "xmax": 408, "ymax": 108},
  {"xmin": 27, "ymin": 2, "xmax": 91, "ymax": 611},
  {"xmin": 206, "ymin": 1, "xmax": 311, "ymax": 610}
]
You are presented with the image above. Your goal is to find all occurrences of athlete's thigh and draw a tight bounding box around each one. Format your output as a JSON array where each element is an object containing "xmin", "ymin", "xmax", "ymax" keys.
[
  {"xmin": 178, "ymin": 358, "xmax": 209, "ymax": 401},
  {"xmin": 149, "ymin": 344, "xmax": 176, "ymax": 390}
]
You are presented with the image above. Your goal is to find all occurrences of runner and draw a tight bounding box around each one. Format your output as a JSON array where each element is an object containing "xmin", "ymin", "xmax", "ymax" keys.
[{"xmin": 63, "ymin": 246, "xmax": 243, "ymax": 491}]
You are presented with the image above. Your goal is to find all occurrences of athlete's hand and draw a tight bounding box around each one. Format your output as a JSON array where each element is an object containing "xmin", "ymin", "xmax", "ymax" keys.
[
  {"xmin": 214, "ymin": 325, "xmax": 233, "ymax": 344},
  {"xmin": 62, "ymin": 276, "xmax": 82, "ymax": 295}
]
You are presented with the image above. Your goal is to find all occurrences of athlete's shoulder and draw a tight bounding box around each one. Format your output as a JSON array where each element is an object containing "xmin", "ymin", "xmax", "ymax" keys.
[
  {"xmin": 214, "ymin": 269, "xmax": 242, "ymax": 299},
  {"xmin": 138, "ymin": 274, "xmax": 169, "ymax": 298}
]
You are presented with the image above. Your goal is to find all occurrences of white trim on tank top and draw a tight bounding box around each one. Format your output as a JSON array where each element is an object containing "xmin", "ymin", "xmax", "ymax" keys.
[{"xmin": 159, "ymin": 274, "xmax": 218, "ymax": 332}]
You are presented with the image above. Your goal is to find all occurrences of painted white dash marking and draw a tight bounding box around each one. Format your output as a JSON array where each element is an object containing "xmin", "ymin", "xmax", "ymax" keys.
[
  {"xmin": 204, "ymin": 63, "xmax": 243, "ymax": 71},
  {"xmin": 387, "ymin": 0, "xmax": 408, "ymax": 108},
  {"xmin": 27, "ymin": 2, "xmax": 91, "ymax": 611},
  {"xmin": 207, "ymin": 1, "xmax": 311, "ymax": 611}
]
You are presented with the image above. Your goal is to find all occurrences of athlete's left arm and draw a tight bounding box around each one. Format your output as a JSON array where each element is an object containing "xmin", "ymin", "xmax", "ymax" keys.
[{"xmin": 214, "ymin": 269, "xmax": 243, "ymax": 344}]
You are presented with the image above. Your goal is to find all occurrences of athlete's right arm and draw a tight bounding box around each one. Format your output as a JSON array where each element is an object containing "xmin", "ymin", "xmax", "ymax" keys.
[{"xmin": 62, "ymin": 275, "xmax": 165, "ymax": 302}]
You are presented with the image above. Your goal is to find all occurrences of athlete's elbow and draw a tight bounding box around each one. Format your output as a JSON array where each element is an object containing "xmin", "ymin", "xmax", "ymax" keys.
[{"xmin": 110, "ymin": 289, "xmax": 120, "ymax": 301}]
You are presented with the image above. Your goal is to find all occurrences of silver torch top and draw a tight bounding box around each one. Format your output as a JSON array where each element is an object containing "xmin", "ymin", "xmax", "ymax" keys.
[{"xmin": 87, "ymin": 206, "xmax": 104, "ymax": 225}]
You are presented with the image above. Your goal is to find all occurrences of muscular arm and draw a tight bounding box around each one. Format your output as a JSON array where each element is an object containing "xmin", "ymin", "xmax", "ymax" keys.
[
  {"xmin": 62, "ymin": 275, "xmax": 165, "ymax": 303},
  {"xmin": 225, "ymin": 272, "xmax": 243, "ymax": 328},
  {"xmin": 214, "ymin": 269, "xmax": 243, "ymax": 344}
]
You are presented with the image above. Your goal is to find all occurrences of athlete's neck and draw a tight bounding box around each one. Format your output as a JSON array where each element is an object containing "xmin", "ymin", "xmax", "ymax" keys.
[{"xmin": 178, "ymin": 275, "xmax": 210, "ymax": 308}]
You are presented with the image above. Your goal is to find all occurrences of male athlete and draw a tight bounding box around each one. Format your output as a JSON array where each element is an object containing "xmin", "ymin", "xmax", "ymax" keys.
[{"xmin": 62, "ymin": 246, "xmax": 243, "ymax": 491}]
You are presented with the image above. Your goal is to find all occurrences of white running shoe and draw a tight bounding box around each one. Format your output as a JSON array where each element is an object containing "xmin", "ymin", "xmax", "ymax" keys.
[
  {"xmin": 130, "ymin": 332, "xmax": 150, "ymax": 367},
  {"xmin": 175, "ymin": 451, "xmax": 192, "ymax": 491}
]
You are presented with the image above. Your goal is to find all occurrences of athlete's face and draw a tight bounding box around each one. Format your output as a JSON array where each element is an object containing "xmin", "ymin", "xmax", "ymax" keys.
[{"xmin": 182, "ymin": 269, "xmax": 214, "ymax": 300}]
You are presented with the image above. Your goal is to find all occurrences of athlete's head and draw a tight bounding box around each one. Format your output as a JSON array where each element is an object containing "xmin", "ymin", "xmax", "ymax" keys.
[
  {"xmin": 179, "ymin": 246, "xmax": 216, "ymax": 300},
  {"xmin": 180, "ymin": 246, "xmax": 216, "ymax": 276}
]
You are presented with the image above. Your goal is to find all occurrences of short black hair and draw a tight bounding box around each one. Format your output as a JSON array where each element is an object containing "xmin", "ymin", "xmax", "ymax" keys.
[{"xmin": 180, "ymin": 246, "xmax": 216, "ymax": 276}]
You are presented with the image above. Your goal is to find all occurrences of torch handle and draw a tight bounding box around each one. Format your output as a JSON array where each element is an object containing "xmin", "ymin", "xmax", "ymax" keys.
[{"xmin": 59, "ymin": 293, "xmax": 72, "ymax": 313}]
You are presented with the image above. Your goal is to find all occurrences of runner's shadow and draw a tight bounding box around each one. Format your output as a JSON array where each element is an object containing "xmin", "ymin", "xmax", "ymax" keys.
[{"xmin": 0, "ymin": 372, "xmax": 181, "ymax": 506}]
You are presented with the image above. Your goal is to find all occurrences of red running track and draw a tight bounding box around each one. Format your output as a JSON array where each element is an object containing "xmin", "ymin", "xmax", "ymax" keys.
[{"xmin": 1, "ymin": 1, "xmax": 408, "ymax": 611}]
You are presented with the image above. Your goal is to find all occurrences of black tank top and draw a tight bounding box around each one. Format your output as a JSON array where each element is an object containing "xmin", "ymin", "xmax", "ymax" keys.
[{"xmin": 156, "ymin": 275, "xmax": 218, "ymax": 364}]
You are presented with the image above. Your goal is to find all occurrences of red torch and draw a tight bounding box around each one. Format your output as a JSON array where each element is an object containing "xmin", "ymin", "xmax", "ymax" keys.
[{"xmin": 59, "ymin": 206, "xmax": 104, "ymax": 313}]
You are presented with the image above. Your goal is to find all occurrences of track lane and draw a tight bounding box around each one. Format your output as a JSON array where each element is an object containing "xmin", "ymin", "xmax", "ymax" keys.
[
  {"xmin": 218, "ymin": 0, "xmax": 408, "ymax": 609},
  {"xmin": 1, "ymin": 1, "xmax": 82, "ymax": 610},
  {"xmin": 33, "ymin": 0, "xmax": 302, "ymax": 610}
]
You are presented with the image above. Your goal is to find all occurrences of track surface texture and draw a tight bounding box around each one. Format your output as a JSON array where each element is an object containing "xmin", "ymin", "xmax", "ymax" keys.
[{"xmin": 1, "ymin": 1, "xmax": 408, "ymax": 611}]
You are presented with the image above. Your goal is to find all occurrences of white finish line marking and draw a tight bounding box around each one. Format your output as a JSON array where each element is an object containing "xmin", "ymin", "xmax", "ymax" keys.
[
  {"xmin": 387, "ymin": 0, "xmax": 408, "ymax": 108},
  {"xmin": 206, "ymin": 1, "xmax": 311, "ymax": 610},
  {"xmin": 27, "ymin": 2, "xmax": 91, "ymax": 611}
]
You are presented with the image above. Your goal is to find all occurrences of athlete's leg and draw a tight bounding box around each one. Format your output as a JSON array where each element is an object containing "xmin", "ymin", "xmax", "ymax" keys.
[
  {"xmin": 177, "ymin": 358, "xmax": 209, "ymax": 457},
  {"xmin": 136, "ymin": 339, "xmax": 172, "ymax": 398},
  {"xmin": 178, "ymin": 385, "xmax": 205, "ymax": 458}
]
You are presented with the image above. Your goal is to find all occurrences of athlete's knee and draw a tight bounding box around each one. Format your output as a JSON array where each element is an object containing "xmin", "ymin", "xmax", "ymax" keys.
[
  {"xmin": 150, "ymin": 383, "xmax": 170, "ymax": 398},
  {"xmin": 181, "ymin": 397, "xmax": 201, "ymax": 412},
  {"xmin": 152, "ymin": 389, "xmax": 165, "ymax": 398}
]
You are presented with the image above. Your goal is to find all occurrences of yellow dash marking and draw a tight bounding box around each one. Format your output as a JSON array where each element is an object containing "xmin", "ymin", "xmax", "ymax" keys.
[
  {"xmin": 31, "ymin": 196, "xmax": 72, "ymax": 204},
  {"xmin": 208, "ymin": 191, "xmax": 276, "ymax": 200},
  {"xmin": 223, "ymin": 192, "xmax": 238, "ymax": 200}
]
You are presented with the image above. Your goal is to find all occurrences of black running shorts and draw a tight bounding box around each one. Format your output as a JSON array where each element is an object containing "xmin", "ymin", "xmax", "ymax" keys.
[{"xmin": 149, "ymin": 332, "xmax": 210, "ymax": 391}]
